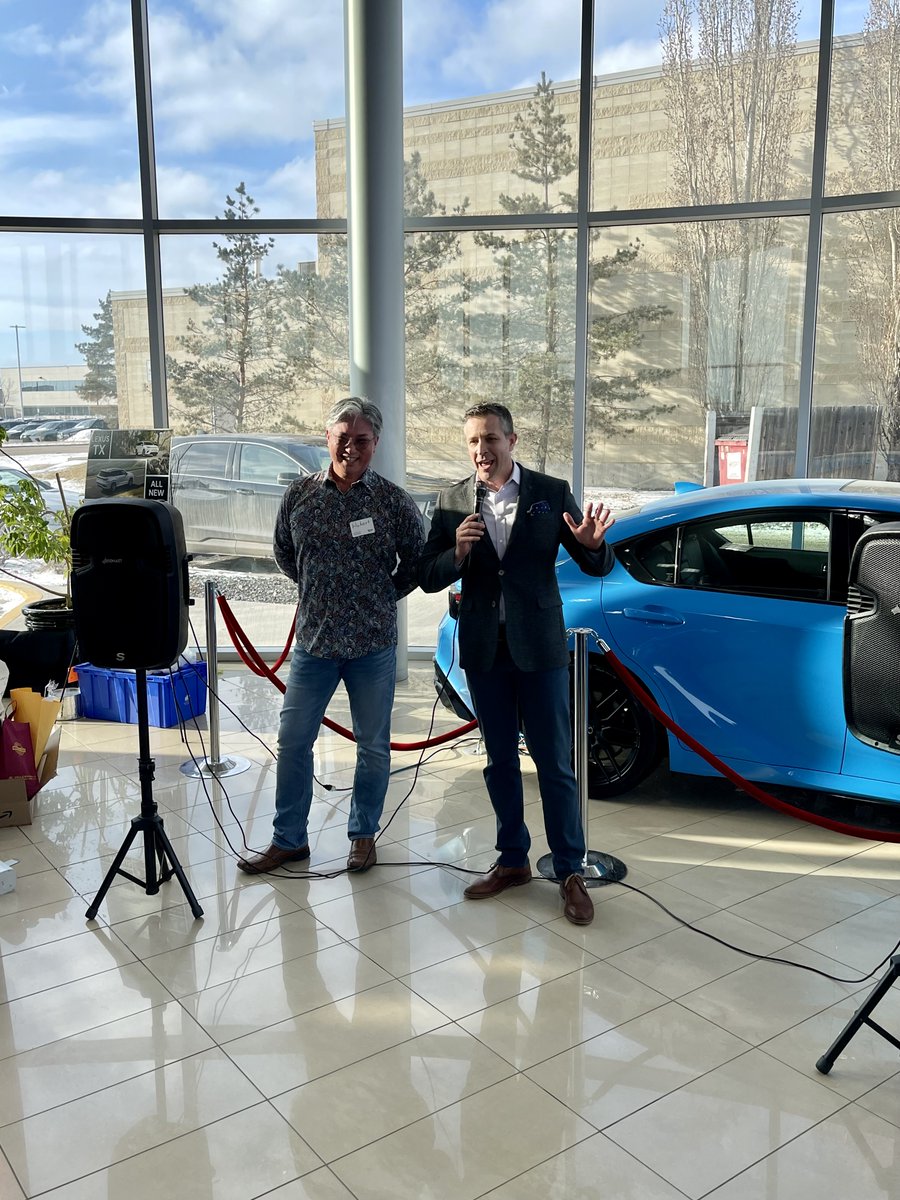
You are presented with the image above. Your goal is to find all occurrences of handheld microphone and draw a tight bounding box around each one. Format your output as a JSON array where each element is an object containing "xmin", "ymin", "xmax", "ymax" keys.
[{"xmin": 474, "ymin": 481, "xmax": 487, "ymax": 519}]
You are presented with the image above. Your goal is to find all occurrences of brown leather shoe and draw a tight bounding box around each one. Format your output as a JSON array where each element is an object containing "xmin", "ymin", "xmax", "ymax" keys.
[
  {"xmin": 237, "ymin": 842, "xmax": 310, "ymax": 874},
  {"xmin": 463, "ymin": 863, "xmax": 532, "ymax": 899},
  {"xmin": 559, "ymin": 873, "xmax": 594, "ymax": 925},
  {"xmin": 347, "ymin": 837, "xmax": 377, "ymax": 872}
]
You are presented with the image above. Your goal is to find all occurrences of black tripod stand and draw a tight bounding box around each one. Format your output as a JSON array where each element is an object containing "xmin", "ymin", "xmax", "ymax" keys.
[
  {"xmin": 816, "ymin": 955, "xmax": 900, "ymax": 1074},
  {"xmin": 86, "ymin": 668, "xmax": 203, "ymax": 921}
]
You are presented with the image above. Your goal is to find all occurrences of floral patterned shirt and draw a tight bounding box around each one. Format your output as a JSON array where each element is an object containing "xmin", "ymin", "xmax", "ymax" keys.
[{"xmin": 274, "ymin": 468, "xmax": 424, "ymax": 659}]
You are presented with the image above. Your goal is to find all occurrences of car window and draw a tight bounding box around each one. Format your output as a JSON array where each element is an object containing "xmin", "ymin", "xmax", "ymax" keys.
[
  {"xmin": 618, "ymin": 532, "xmax": 677, "ymax": 584},
  {"xmin": 237, "ymin": 444, "xmax": 304, "ymax": 485},
  {"xmin": 677, "ymin": 514, "xmax": 830, "ymax": 598},
  {"xmin": 0, "ymin": 469, "xmax": 48, "ymax": 490},
  {"xmin": 620, "ymin": 511, "xmax": 833, "ymax": 600},
  {"xmin": 175, "ymin": 442, "xmax": 230, "ymax": 478}
]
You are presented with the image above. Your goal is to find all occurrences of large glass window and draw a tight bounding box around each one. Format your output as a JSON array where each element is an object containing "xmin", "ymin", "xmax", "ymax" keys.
[
  {"xmin": 584, "ymin": 218, "xmax": 807, "ymax": 492},
  {"xmin": 159, "ymin": 230, "xmax": 349, "ymax": 436},
  {"xmin": 813, "ymin": 207, "xmax": 900, "ymax": 479},
  {"xmin": 0, "ymin": 1, "xmax": 141, "ymax": 218},
  {"xmin": 827, "ymin": 1, "xmax": 900, "ymax": 196},
  {"xmin": 594, "ymin": 0, "xmax": 817, "ymax": 211},
  {"xmin": 404, "ymin": 229, "xmax": 577, "ymax": 485},
  {"xmin": 3, "ymin": 2, "xmax": 900, "ymax": 652},
  {"xmin": 147, "ymin": 1, "xmax": 346, "ymax": 219},
  {"xmin": 401, "ymin": 0, "xmax": 583, "ymax": 217},
  {"xmin": 0, "ymin": 234, "xmax": 145, "ymax": 427}
]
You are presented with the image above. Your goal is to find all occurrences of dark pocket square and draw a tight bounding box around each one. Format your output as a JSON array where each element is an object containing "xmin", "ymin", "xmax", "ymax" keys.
[{"xmin": 527, "ymin": 500, "xmax": 551, "ymax": 515}]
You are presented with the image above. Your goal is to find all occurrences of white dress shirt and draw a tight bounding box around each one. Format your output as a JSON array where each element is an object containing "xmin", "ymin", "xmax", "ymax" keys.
[{"xmin": 481, "ymin": 462, "xmax": 520, "ymax": 621}]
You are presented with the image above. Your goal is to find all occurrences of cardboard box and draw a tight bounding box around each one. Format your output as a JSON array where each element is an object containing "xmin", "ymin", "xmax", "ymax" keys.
[
  {"xmin": 0, "ymin": 860, "xmax": 17, "ymax": 895},
  {"xmin": 0, "ymin": 726, "xmax": 61, "ymax": 828}
]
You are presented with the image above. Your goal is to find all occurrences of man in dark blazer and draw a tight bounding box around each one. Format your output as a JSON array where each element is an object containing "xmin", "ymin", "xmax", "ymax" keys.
[{"xmin": 419, "ymin": 402, "xmax": 615, "ymax": 925}]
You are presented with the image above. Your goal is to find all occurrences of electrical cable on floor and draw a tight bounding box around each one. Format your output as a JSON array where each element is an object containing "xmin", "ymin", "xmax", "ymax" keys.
[
  {"xmin": 169, "ymin": 613, "xmax": 480, "ymax": 879},
  {"xmin": 167, "ymin": 618, "xmax": 900, "ymax": 983}
]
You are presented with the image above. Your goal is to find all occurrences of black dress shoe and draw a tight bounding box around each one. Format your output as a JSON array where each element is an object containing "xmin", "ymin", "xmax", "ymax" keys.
[
  {"xmin": 347, "ymin": 837, "xmax": 377, "ymax": 871},
  {"xmin": 464, "ymin": 863, "xmax": 532, "ymax": 899},
  {"xmin": 559, "ymin": 873, "xmax": 594, "ymax": 925},
  {"xmin": 237, "ymin": 843, "xmax": 310, "ymax": 874}
]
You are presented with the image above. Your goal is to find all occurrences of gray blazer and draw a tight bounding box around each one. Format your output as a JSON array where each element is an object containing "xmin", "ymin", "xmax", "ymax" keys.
[{"xmin": 418, "ymin": 466, "xmax": 614, "ymax": 672}]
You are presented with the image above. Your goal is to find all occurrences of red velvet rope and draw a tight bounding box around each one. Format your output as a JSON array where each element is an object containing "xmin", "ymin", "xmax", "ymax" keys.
[
  {"xmin": 601, "ymin": 645, "xmax": 900, "ymax": 844},
  {"xmin": 216, "ymin": 594, "xmax": 478, "ymax": 750}
]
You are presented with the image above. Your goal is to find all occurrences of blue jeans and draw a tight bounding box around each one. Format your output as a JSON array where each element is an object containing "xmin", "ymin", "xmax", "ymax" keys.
[
  {"xmin": 272, "ymin": 643, "xmax": 397, "ymax": 850},
  {"xmin": 466, "ymin": 638, "xmax": 585, "ymax": 880}
]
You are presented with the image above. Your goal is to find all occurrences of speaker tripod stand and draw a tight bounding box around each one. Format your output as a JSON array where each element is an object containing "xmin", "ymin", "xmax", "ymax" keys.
[
  {"xmin": 86, "ymin": 669, "xmax": 203, "ymax": 921},
  {"xmin": 816, "ymin": 955, "xmax": 900, "ymax": 1074}
]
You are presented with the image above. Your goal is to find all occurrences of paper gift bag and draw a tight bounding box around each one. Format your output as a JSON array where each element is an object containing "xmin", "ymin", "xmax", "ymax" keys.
[
  {"xmin": 9, "ymin": 688, "xmax": 61, "ymax": 765},
  {"xmin": 0, "ymin": 719, "xmax": 39, "ymax": 800}
]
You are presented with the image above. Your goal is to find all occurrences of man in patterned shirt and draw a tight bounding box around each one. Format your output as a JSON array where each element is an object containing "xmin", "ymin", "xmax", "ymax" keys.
[{"xmin": 238, "ymin": 397, "xmax": 424, "ymax": 875}]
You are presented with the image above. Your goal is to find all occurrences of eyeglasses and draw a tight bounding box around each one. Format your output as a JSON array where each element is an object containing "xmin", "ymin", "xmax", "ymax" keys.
[{"xmin": 331, "ymin": 434, "xmax": 375, "ymax": 450}]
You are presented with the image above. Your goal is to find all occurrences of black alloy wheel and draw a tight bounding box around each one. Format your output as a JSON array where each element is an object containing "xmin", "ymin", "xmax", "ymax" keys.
[{"xmin": 578, "ymin": 655, "xmax": 662, "ymax": 798}]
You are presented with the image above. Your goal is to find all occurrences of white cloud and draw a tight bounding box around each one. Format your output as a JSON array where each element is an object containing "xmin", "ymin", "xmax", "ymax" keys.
[
  {"xmin": 435, "ymin": 0, "xmax": 584, "ymax": 91},
  {"xmin": 1, "ymin": 23, "xmax": 55, "ymax": 57},
  {"xmin": 144, "ymin": 2, "xmax": 347, "ymax": 153},
  {"xmin": 0, "ymin": 111, "xmax": 121, "ymax": 156},
  {"xmin": 595, "ymin": 38, "xmax": 663, "ymax": 76},
  {"xmin": 264, "ymin": 154, "xmax": 320, "ymax": 218}
]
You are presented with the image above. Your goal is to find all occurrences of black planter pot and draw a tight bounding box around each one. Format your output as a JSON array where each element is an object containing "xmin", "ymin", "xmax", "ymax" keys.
[
  {"xmin": 1, "ymin": 598, "xmax": 77, "ymax": 695},
  {"xmin": 23, "ymin": 597, "xmax": 76, "ymax": 633}
]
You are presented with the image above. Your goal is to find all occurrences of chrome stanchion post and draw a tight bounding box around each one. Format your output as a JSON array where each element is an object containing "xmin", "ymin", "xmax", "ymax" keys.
[
  {"xmin": 537, "ymin": 628, "xmax": 627, "ymax": 885},
  {"xmin": 181, "ymin": 580, "xmax": 251, "ymax": 778}
]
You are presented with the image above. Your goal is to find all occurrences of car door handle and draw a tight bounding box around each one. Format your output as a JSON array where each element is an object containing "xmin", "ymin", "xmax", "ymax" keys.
[
  {"xmin": 234, "ymin": 487, "xmax": 254, "ymax": 494},
  {"xmin": 622, "ymin": 606, "xmax": 685, "ymax": 626}
]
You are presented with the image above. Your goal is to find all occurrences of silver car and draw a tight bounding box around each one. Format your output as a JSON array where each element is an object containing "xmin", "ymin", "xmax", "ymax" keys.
[{"xmin": 170, "ymin": 433, "xmax": 331, "ymax": 558}]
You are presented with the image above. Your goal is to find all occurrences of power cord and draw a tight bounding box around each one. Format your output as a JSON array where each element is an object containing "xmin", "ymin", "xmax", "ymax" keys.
[
  {"xmin": 166, "ymin": 621, "xmax": 900, "ymax": 987},
  {"xmin": 168, "ymin": 613, "xmax": 481, "ymax": 880},
  {"xmin": 609, "ymin": 876, "xmax": 900, "ymax": 987}
]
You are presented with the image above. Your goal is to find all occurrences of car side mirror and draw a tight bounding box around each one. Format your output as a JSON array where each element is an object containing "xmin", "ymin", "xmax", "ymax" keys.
[{"xmin": 277, "ymin": 472, "xmax": 302, "ymax": 486}]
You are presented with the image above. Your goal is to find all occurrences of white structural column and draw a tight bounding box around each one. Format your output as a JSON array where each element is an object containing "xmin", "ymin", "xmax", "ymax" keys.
[{"xmin": 344, "ymin": 0, "xmax": 408, "ymax": 676}]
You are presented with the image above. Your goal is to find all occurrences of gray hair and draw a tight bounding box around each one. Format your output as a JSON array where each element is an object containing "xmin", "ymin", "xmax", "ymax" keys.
[{"xmin": 325, "ymin": 396, "xmax": 383, "ymax": 439}]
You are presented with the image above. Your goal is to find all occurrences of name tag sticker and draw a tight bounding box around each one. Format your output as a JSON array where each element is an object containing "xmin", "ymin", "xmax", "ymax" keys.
[{"xmin": 350, "ymin": 517, "xmax": 375, "ymax": 538}]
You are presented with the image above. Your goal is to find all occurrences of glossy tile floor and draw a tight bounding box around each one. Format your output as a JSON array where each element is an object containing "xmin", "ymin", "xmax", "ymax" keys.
[{"xmin": 1, "ymin": 664, "xmax": 899, "ymax": 1199}]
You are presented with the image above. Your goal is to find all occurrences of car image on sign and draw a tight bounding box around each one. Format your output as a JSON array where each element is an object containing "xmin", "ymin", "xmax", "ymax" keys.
[
  {"xmin": 95, "ymin": 467, "xmax": 135, "ymax": 496},
  {"xmin": 434, "ymin": 478, "xmax": 900, "ymax": 807}
]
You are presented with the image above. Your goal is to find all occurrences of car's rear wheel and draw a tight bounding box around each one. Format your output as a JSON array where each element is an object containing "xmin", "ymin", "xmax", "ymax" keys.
[{"xmin": 580, "ymin": 655, "xmax": 662, "ymax": 798}]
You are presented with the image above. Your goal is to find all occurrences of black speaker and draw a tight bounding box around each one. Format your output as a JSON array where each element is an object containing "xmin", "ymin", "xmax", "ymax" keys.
[
  {"xmin": 70, "ymin": 499, "xmax": 190, "ymax": 670},
  {"xmin": 844, "ymin": 520, "xmax": 900, "ymax": 752}
]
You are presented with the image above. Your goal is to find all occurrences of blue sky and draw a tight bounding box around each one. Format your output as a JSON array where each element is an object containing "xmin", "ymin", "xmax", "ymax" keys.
[{"xmin": 0, "ymin": 0, "xmax": 877, "ymax": 369}]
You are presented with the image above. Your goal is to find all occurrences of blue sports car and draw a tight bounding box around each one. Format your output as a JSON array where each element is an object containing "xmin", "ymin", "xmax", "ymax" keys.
[{"xmin": 433, "ymin": 478, "xmax": 900, "ymax": 805}]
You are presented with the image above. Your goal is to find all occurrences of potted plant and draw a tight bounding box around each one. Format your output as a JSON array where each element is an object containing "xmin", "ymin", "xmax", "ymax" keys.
[{"xmin": 0, "ymin": 428, "xmax": 78, "ymax": 692}]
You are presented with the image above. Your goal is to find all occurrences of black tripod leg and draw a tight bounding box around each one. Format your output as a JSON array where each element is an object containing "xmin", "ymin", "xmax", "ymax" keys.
[
  {"xmin": 85, "ymin": 822, "xmax": 141, "ymax": 920},
  {"xmin": 816, "ymin": 956, "xmax": 900, "ymax": 1075},
  {"xmin": 85, "ymin": 671, "xmax": 203, "ymax": 923},
  {"xmin": 151, "ymin": 820, "xmax": 204, "ymax": 919}
]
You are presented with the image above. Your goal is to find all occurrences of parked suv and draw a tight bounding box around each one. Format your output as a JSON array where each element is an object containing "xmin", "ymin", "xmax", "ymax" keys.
[{"xmin": 169, "ymin": 433, "xmax": 330, "ymax": 557}]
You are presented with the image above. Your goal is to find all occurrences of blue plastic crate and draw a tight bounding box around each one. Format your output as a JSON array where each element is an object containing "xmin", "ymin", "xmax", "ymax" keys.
[{"xmin": 76, "ymin": 660, "xmax": 208, "ymax": 728}]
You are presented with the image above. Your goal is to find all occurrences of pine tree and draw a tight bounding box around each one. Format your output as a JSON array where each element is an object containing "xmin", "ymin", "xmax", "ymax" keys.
[
  {"xmin": 277, "ymin": 152, "xmax": 466, "ymax": 428},
  {"xmin": 476, "ymin": 74, "xmax": 672, "ymax": 472},
  {"xmin": 167, "ymin": 183, "xmax": 296, "ymax": 433},
  {"xmin": 75, "ymin": 293, "xmax": 118, "ymax": 415}
]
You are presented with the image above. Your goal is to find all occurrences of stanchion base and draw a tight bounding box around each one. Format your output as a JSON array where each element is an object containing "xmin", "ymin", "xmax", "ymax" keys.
[
  {"xmin": 536, "ymin": 849, "xmax": 627, "ymax": 886},
  {"xmin": 180, "ymin": 755, "xmax": 253, "ymax": 779}
]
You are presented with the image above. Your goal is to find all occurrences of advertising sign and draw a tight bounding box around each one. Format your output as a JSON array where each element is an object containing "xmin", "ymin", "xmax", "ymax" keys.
[{"xmin": 85, "ymin": 429, "xmax": 171, "ymax": 502}]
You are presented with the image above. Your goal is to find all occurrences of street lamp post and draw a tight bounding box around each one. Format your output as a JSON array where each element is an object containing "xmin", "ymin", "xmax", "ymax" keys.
[{"xmin": 10, "ymin": 324, "xmax": 25, "ymax": 417}]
